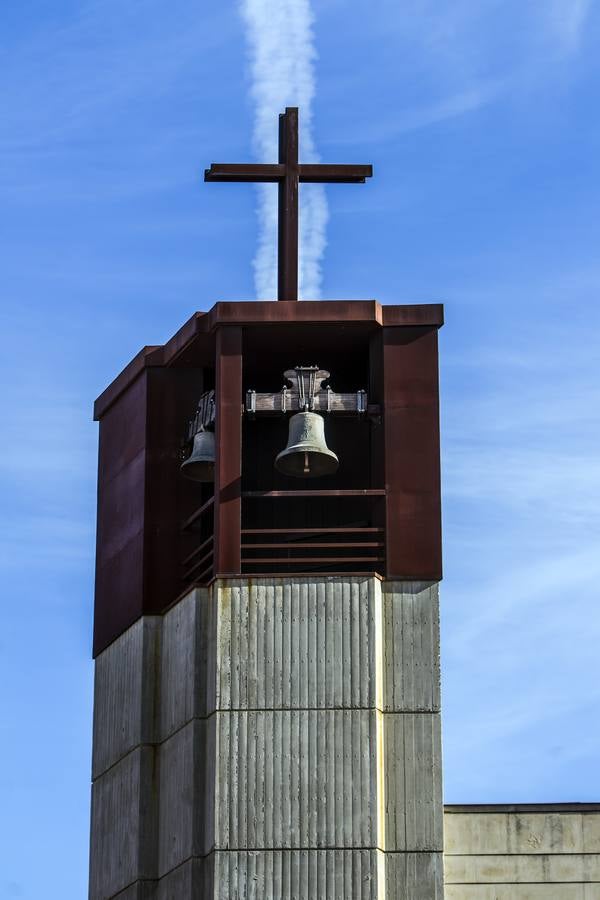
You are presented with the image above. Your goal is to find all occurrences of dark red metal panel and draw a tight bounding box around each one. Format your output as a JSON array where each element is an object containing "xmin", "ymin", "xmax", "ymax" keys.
[
  {"xmin": 368, "ymin": 330, "xmax": 385, "ymax": 490},
  {"xmin": 382, "ymin": 304, "xmax": 444, "ymax": 327},
  {"xmin": 160, "ymin": 311, "xmax": 209, "ymax": 367},
  {"xmin": 93, "ymin": 364, "xmax": 202, "ymax": 656},
  {"xmin": 242, "ymin": 489, "xmax": 386, "ymax": 497},
  {"xmin": 94, "ymin": 534, "xmax": 145, "ymax": 655},
  {"xmin": 213, "ymin": 326, "xmax": 243, "ymax": 575},
  {"xmin": 93, "ymin": 371, "xmax": 149, "ymax": 655},
  {"xmin": 93, "ymin": 346, "xmax": 163, "ymax": 421},
  {"xmin": 96, "ymin": 372, "xmax": 147, "ymax": 485},
  {"xmin": 382, "ymin": 326, "xmax": 442, "ymax": 580},
  {"xmin": 206, "ymin": 300, "xmax": 381, "ymax": 327},
  {"xmin": 143, "ymin": 367, "xmax": 201, "ymax": 614}
]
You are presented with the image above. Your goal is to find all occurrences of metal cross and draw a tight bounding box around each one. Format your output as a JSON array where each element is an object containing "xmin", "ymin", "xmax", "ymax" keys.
[{"xmin": 204, "ymin": 107, "xmax": 372, "ymax": 301}]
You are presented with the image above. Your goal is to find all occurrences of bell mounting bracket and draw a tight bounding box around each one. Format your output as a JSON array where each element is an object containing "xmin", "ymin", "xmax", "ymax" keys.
[
  {"xmin": 245, "ymin": 366, "xmax": 367, "ymax": 416},
  {"xmin": 183, "ymin": 389, "xmax": 216, "ymax": 448}
]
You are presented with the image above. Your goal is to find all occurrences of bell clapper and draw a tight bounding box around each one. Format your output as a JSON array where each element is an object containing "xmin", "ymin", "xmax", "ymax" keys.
[{"xmin": 303, "ymin": 452, "xmax": 310, "ymax": 474}]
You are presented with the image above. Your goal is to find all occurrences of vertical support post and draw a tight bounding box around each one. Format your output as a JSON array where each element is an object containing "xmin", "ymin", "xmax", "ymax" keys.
[
  {"xmin": 278, "ymin": 107, "xmax": 299, "ymax": 301},
  {"xmin": 382, "ymin": 326, "xmax": 442, "ymax": 579},
  {"xmin": 369, "ymin": 331, "xmax": 385, "ymax": 487},
  {"xmin": 368, "ymin": 331, "xmax": 386, "ymax": 543},
  {"xmin": 214, "ymin": 326, "xmax": 242, "ymax": 575}
]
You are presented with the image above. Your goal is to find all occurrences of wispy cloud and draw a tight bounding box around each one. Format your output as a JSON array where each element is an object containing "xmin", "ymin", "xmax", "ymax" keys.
[
  {"xmin": 321, "ymin": 1, "xmax": 596, "ymax": 153},
  {"xmin": 445, "ymin": 543, "xmax": 600, "ymax": 656},
  {"xmin": 547, "ymin": 0, "xmax": 593, "ymax": 54},
  {"xmin": 0, "ymin": 369, "xmax": 96, "ymax": 577},
  {"xmin": 0, "ymin": 515, "xmax": 94, "ymax": 572},
  {"xmin": 387, "ymin": 81, "xmax": 503, "ymax": 132},
  {"xmin": 438, "ymin": 270, "xmax": 600, "ymax": 792},
  {"xmin": 239, "ymin": 0, "xmax": 327, "ymax": 298},
  {"xmin": 0, "ymin": 0, "xmax": 231, "ymax": 158},
  {"xmin": 329, "ymin": 79, "xmax": 505, "ymax": 147}
]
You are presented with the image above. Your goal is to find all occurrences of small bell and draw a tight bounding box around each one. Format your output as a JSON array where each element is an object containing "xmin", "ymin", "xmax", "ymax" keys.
[
  {"xmin": 275, "ymin": 411, "xmax": 339, "ymax": 478},
  {"xmin": 180, "ymin": 428, "xmax": 215, "ymax": 482}
]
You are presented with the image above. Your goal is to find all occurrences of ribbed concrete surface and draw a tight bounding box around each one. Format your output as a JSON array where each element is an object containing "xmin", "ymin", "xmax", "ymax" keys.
[
  {"xmin": 151, "ymin": 852, "xmax": 383, "ymax": 900},
  {"xmin": 89, "ymin": 577, "xmax": 444, "ymax": 898},
  {"xmin": 157, "ymin": 718, "xmax": 214, "ymax": 876},
  {"xmin": 212, "ymin": 849, "xmax": 382, "ymax": 900},
  {"xmin": 382, "ymin": 581, "xmax": 440, "ymax": 712},
  {"xmin": 92, "ymin": 617, "xmax": 161, "ymax": 779},
  {"xmin": 216, "ymin": 579, "xmax": 379, "ymax": 710},
  {"xmin": 383, "ymin": 713, "xmax": 443, "ymax": 850},
  {"xmin": 214, "ymin": 709, "xmax": 380, "ymax": 849},
  {"xmin": 112, "ymin": 883, "xmax": 156, "ymax": 900},
  {"xmin": 386, "ymin": 852, "xmax": 445, "ymax": 899},
  {"xmin": 154, "ymin": 858, "xmax": 212, "ymax": 900},
  {"xmin": 89, "ymin": 747, "xmax": 158, "ymax": 899},
  {"xmin": 159, "ymin": 588, "xmax": 213, "ymax": 740}
]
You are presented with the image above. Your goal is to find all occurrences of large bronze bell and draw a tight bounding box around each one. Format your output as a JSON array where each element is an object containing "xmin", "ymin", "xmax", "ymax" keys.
[
  {"xmin": 180, "ymin": 428, "xmax": 215, "ymax": 482},
  {"xmin": 275, "ymin": 411, "xmax": 339, "ymax": 478}
]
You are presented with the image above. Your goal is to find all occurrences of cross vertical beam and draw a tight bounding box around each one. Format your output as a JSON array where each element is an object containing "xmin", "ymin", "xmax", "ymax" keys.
[
  {"xmin": 204, "ymin": 107, "xmax": 372, "ymax": 301},
  {"xmin": 278, "ymin": 107, "xmax": 299, "ymax": 300}
]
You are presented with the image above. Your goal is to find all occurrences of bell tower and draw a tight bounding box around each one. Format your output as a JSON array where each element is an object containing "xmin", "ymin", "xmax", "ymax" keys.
[{"xmin": 89, "ymin": 110, "xmax": 445, "ymax": 900}]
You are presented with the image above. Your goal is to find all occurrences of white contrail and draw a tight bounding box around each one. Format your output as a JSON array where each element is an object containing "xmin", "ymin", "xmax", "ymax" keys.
[
  {"xmin": 240, "ymin": 0, "xmax": 328, "ymax": 299},
  {"xmin": 548, "ymin": 0, "xmax": 592, "ymax": 53}
]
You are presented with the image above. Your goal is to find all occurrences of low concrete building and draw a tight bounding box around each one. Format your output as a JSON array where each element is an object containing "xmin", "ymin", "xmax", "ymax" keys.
[{"xmin": 444, "ymin": 804, "xmax": 600, "ymax": 898}]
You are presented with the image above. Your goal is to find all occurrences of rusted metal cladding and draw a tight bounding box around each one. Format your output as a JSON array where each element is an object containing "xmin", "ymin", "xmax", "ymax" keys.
[
  {"xmin": 94, "ymin": 369, "xmax": 148, "ymax": 655},
  {"xmin": 213, "ymin": 326, "xmax": 242, "ymax": 575},
  {"xmin": 93, "ymin": 364, "xmax": 201, "ymax": 655},
  {"xmin": 381, "ymin": 326, "xmax": 442, "ymax": 580},
  {"xmin": 92, "ymin": 302, "xmax": 443, "ymax": 655}
]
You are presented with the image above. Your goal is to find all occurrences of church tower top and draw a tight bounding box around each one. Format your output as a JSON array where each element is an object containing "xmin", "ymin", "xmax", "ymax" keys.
[{"xmin": 91, "ymin": 111, "xmax": 442, "ymax": 657}]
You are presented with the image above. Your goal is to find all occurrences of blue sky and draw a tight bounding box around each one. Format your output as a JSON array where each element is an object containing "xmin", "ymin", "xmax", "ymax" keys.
[{"xmin": 1, "ymin": 0, "xmax": 599, "ymax": 895}]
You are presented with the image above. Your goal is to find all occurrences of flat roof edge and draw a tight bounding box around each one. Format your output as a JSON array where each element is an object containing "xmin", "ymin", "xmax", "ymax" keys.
[{"xmin": 444, "ymin": 803, "xmax": 600, "ymax": 814}]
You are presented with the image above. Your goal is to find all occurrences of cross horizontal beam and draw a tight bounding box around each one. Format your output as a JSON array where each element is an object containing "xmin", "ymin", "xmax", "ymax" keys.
[
  {"xmin": 299, "ymin": 164, "xmax": 372, "ymax": 183},
  {"xmin": 205, "ymin": 163, "xmax": 372, "ymax": 184},
  {"xmin": 205, "ymin": 163, "xmax": 284, "ymax": 183}
]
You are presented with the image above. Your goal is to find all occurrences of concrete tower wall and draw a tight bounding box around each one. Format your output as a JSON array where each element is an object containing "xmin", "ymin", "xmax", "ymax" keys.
[{"xmin": 89, "ymin": 576, "xmax": 443, "ymax": 899}]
